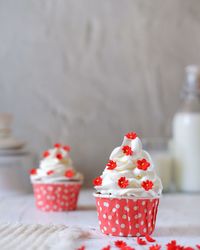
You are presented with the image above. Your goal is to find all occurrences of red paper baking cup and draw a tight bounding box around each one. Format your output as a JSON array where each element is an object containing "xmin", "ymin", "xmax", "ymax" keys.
[
  {"xmin": 33, "ymin": 182, "xmax": 82, "ymax": 212},
  {"xmin": 94, "ymin": 193, "xmax": 160, "ymax": 237}
]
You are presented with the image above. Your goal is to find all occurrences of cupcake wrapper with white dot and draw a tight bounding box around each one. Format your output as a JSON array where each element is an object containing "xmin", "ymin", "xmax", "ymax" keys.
[
  {"xmin": 33, "ymin": 182, "xmax": 82, "ymax": 212},
  {"xmin": 94, "ymin": 194, "xmax": 159, "ymax": 237}
]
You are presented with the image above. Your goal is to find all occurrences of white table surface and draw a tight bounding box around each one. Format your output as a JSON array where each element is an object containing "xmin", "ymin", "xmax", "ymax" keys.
[{"xmin": 0, "ymin": 190, "xmax": 200, "ymax": 249}]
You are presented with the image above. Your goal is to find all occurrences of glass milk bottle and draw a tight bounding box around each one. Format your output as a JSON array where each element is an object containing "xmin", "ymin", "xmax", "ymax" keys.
[{"xmin": 173, "ymin": 65, "xmax": 200, "ymax": 192}]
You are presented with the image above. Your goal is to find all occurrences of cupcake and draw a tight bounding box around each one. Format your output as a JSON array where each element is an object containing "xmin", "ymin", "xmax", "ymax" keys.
[
  {"xmin": 93, "ymin": 132, "xmax": 162, "ymax": 237},
  {"xmin": 30, "ymin": 143, "xmax": 83, "ymax": 212}
]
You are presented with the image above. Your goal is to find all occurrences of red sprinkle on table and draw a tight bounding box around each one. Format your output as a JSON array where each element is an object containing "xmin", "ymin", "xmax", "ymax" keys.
[
  {"xmin": 137, "ymin": 237, "xmax": 147, "ymax": 245},
  {"xmin": 93, "ymin": 176, "xmax": 102, "ymax": 186},
  {"xmin": 122, "ymin": 145, "xmax": 133, "ymax": 156},
  {"xmin": 101, "ymin": 246, "xmax": 110, "ymax": 250},
  {"xmin": 107, "ymin": 160, "xmax": 117, "ymax": 170},
  {"xmin": 137, "ymin": 159, "xmax": 150, "ymax": 171},
  {"xmin": 121, "ymin": 246, "xmax": 135, "ymax": 250},
  {"xmin": 149, "ymin": 244, "xmax": 161, "ymax": 250},
  {"xmin": 125, "ymin": 132, "xmax": 137, "ymax": 140},
  {"xmin": 142, "ymin": 180, "xmax": 154, "ymax": 191},
  {"xmin": 118, "ymin": 177, "xmax": 129, "ymax": 188},
  {"xmin": 145, "ymin": 234, "xmax": 156, "ymax": 242},
  {"xmin": 54, "ymin": 143, "xmax": 61, "ymax": 148},
  {"xmin": 115, "ymin": 240, "xmax": 127, "ymax": 248}
]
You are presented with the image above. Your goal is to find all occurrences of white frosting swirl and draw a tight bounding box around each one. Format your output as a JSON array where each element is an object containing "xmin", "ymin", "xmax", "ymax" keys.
[
  {"xmin": 30, "ymin": 145, "xmax": 83, "ymax": 183},
  {"xmin": 94, "ymin": 133, "xmax": 162, "ymax": 198}
]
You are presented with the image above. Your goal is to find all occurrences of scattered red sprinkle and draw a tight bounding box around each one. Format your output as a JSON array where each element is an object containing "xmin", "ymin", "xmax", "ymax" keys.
[
  {"xmin": 54, "ymin": 143, "xmax": 61, "ymax": 148},
  {"xmin": 93, "ymin": 176, "xmax": 103, "ymax": 186},
  {"xmin": 56, "ymin": 153, "xmax": 63, "ymax": 160},
  {"xmin": 137, "ymin": 237, "xmax": 147, "ymax": 245},
  {"xmin": 30, "ymin": 168, "xmax": 37, "ymax": 175},
  {"xmin": 77, "ymin": 246, "xmax": 85, "ymax": 250},
  {"xmin": 142, "ymin": 180, "xmax": 154, "ymax": 191},
  {"xmin": 43, "ymin": 151, "xmax": 50, "ymax": 158},
  {"xmin": 137, "ymin": 159, "xmax": 150, "ymax": 171},
  {"xmin": 101, "ymin": 246, "xmax": 110, "ymax": 250},
  {"xmin": 145, "ymin": 234, "xmax": 156, "ymax": 242},
  {"xmin": 166, "ymin": 240, "xmax": 177, "ymax": 249},
  {"xmin": 149, "ymin": 244, "xmax": 161, "ymax": 250},
  {"xmin": 65, "ymin": 169, "xmax": 74, "ymax": 178},
  {"xmin": 122, "ymin": 145, "xmax": 133, "ymax": 156},
  {"xmin": 118, "ymin": 177, "xmax": 129, "ymax": 188},
  {"xmin": 196, "ymin": 245, "xmax": 200, "ymax": 250},
  {"xmin": 115, "ymin": 240, "xmax": 127, "ymax": 248},
  {"xmin": 47, "ymin": 170, "xmax": 54, "ymax": 175},
  {"xmin": 121, "ymin": 246, "xmax": 135, "ymax": 250},
  {"xmin": 107, "ymin": 160, "xmax": 117, "ymax": 170},
  {"xmin": 63, "ymin": 145, "xmax": 71, "ymax": 151},
  {"xmin": 125, "ymin": 132, "xmax": 137, "ymax": 140}
]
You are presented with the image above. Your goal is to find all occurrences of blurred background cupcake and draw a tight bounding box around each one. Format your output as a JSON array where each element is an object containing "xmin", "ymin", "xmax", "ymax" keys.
[{"xmin": 30, "ymin": 143, "xmax": 83, "ymax": 212}]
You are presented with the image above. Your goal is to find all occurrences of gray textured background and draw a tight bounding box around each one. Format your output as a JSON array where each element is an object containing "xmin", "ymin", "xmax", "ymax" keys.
[{"xmin": 0, "ymin": 0, "xmax": 200, "ymax": 186}]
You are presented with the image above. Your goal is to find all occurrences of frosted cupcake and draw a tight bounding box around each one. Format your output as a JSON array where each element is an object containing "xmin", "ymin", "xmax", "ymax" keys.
[
  {"xmin": 30, "ymin": 143, "xmax": 83, "ymax": 212},
  {"xmin": 93, "ymin": 132, "xmax": 162, "ymax": 237}
]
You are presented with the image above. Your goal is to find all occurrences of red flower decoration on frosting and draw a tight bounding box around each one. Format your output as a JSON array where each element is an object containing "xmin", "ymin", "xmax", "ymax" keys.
[
  {"xmin": 122, "ymin": 145, "xmax": 133, "ymax": 156},
  {"xmin": 115, "ymin": 240, "xmax": 127, "ymax": 248},
  {"xmin": 54, "ymin": 143, "xmax": 61, "ymax": 148},
  {"xmin": 77, "ymin": 246, "xmax": 85, "ymax": 250},
  {"xmin": 137, "ymin": 159, "xmax": 150, "ymax": 171},
  {"xmin": 30, "ymin": 168, "xmax": 37, "ymax": 175},
  {"xmin": 65, "ymin": 169, "xmax": 74, "ymax": 178},
  {"xmin": 93, "ymin": 176, "xmax": 102, "ymax": 186},
  {"xmin": 47, "ymin": 170, "xmax": 54, "ymax": 175},
  {"xmin": 125, "ymin": 132, "xmax": 137, "ymax": 140},
  {"xmin": 56, "ymin": 153, "xmax": 63, "ymax": 160},
  {"xmin": 196, "ymin": 245, "xmax": 200, "ymax": 250},
  {"xmin": 43, "ymin": 151, "xmax": 50, "ymax": 158},
  {"xmin": 107, "ymin": 160, "xmax": 117, "ymax": 170},
  {"xmin": 118, "ymin": 177, "xmax": 129, "ymax": 188},
  {"xmin": 142, "ymin": 180, "xmax": 154, "ymax": 191},
  {"xmin": 149, "ymin": 244, "xmax": 161, "ymax": 250},
  {"xmin": 63, "ymin": 145, "xmax": 71, "ymax": 152}
]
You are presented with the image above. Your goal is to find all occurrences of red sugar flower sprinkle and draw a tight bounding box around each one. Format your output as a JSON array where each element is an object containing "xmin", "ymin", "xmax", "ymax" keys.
[
  {"xmin": 107, "ymin": 160, "xmax": 117, "ymax": 170},
  {"xmin": 137, "ymin": 159, "xmax": 150, "ymax": 171},
  {"xmin": 56, "ymin": 153, "xmax": 63, "ymax": 160},
  {"xmin": 145, "ymin": 234, "xmax": 156, "ymax": 242},
  {"xmin": 137, "ymin": 237, "xmax": 146, "ymax": 245},
  {"xmin": 43, "ymin": 151, "xmax": 50, "ymax": 158},
  {"xmin": 47, "ymin": 170, "xmax": 54, "ymax": 175},
  {"xmin": 196, "ymin": 245, "xmax": 200, "ymax": 250},
  {"xmin": 77, "ymin": 246, "xmax": 85, "ymax": 250},
  {"xmin": 54, "ymin": 143, "xmax": 61, "ymax": 148},
  {"xmin": 125, "ymin": 132, "xmax": 137, "ymax": 140},
  {"xmin": 63, "ymin": 145, "xmax": 71, "ymax": 151},
  {"xmin": 149, "ymin": 244, "xmax": 161, "ymax": 250},
  {"xmin": 142, "ymin": 180, "xmax": 154, "ymax": 191},
  {"xmin": 118, "ymin": 177, "xmax": 129, "ymax": 188},
  {"xmin": 102, "ymin": 246, "xmax": 110, "ymax": 250},
  {"xmin": 93, "ymin": 176, "xmax": 102, "ymax": 186},
  {"xmin": 65, "ymin": 169, "xmax": 74, "ymax": 178},
  {"xmin": 122, "ymin": 145, "xmax": 133, "ymax": 156},
  {"xmin": 121, "ymin": 247, "xmax": 135, "ymax": 250},
  {"xmin": 115, "ymin": 240, "xmax": 127, "ymax": 248},
  {"xmin": 30, "ymin": 168, "xmax": 37, "ymax": 175}
]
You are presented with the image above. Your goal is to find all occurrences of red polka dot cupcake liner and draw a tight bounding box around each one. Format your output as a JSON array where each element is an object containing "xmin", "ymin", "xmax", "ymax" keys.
[
  {"xmin": 94, "ymin": 194, "xmax": 160, "ymax": 237},
  {"xmin": 33, "ymin": 182, "xmax": 82, "ymax": 212}
]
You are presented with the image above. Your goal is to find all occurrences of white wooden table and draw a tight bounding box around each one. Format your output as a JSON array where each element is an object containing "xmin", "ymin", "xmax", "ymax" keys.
[{"xmin": 0, "ymin": 190, "xmax": 199, "ymax": 249}]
